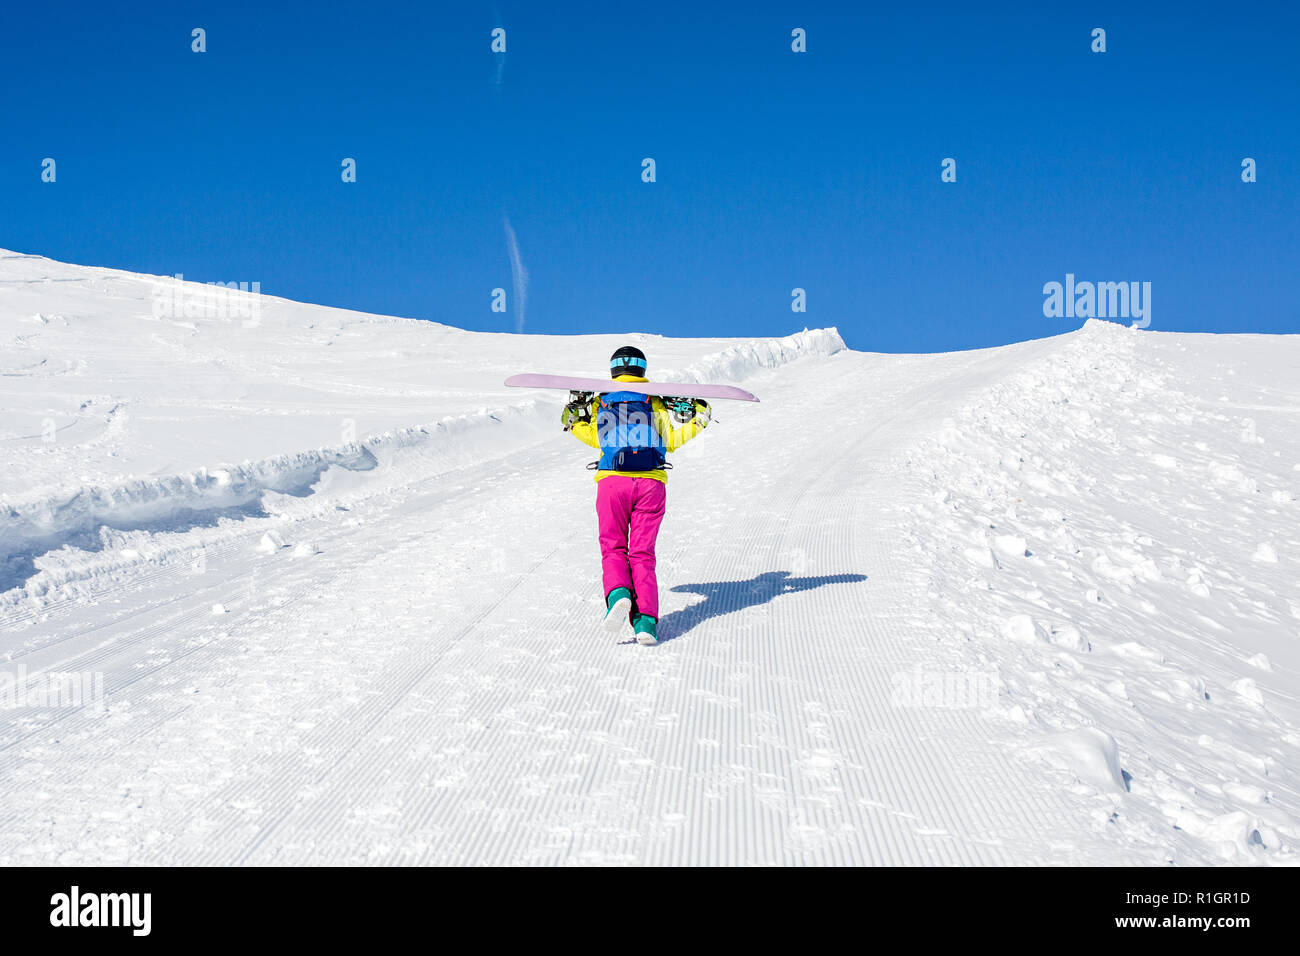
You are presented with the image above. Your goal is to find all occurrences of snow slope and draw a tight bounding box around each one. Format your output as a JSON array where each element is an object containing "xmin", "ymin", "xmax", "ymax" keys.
[{"xmin": 1, "ymin": 250, "xmax": 1297, "ymax": 865}]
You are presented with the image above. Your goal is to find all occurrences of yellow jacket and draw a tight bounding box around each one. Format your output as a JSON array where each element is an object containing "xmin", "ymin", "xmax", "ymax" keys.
[{"xmin": 568, "ymin": 374, "xmax": 708, "ymax": 483}]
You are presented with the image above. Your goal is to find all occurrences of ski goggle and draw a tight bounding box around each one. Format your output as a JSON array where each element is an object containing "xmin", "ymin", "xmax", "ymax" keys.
[{"xmin": 611, "ymin": 356, "xmax": 647, "ymax": 374}]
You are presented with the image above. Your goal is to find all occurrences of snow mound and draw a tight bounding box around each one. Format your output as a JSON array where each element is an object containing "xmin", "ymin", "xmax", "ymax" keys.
[
  {"xmin": 902, "ymin": 318, "xmax": 1300, "ymax": 862},
  {"xmin": 1028, "ymin": 727, "xmax": 1128, "ymax": 794},
  {"xmin": 658, "ymin": 327, "xmax": 845, "ymax": 383}
]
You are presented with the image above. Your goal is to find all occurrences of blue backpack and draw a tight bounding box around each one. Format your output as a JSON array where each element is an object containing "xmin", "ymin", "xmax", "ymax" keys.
[{"xmin": 596, "ymin": 391, "xmax": 666, "ymax": 471}]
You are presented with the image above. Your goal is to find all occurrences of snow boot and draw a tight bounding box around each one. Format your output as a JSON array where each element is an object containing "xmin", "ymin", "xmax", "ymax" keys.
[
  {"xmin": 603, "ymin": 587, "xmax": 633, "ymax": 633},
  {"xmin": 633, "ymin": 614, "xmax": 659, "ymax": 645}
]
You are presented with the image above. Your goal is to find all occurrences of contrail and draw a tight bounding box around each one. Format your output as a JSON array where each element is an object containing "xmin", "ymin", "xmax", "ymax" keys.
[{"xmin": 504, "ymin": 216, "xmax": 528, "ymax": 332}]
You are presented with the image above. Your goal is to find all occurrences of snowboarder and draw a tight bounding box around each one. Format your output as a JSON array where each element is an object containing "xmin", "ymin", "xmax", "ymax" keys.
[{"xmin": 563, "ymin": 346, "xmax": 711, "ymax": 644}]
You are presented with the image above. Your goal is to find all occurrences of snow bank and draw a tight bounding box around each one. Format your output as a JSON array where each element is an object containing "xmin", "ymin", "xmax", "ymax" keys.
[
  {"xmin": 0, "ymin": 398, "xmax": 558, "ymax": 602},
  {"xmin": 900, "ymin": 318, "xmax": 1300, "ymax": 862},
  {"xmin": 658, "ymin": 327, "xmax": 845, "ymax": 384}
]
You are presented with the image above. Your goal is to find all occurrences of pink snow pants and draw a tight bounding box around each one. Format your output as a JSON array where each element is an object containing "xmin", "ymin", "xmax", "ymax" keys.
[{"xmin": 596, "ymin": 476, "xmax": 667, "ymax": 620}]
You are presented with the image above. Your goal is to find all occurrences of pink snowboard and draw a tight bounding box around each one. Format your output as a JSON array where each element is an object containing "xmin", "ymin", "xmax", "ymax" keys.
[{"xmin": 505, "ymin": 373, "xmax": 759, "ymax": 403}]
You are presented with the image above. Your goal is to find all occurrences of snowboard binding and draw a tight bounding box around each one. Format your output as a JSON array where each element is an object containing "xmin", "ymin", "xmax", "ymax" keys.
[
  {"xmin": 563, "ymin": 390, "xmax": 596, "ymax": 431},
  {"xmin": 663, "ymin": 397, "xmax": 696, "ymax": 423}
]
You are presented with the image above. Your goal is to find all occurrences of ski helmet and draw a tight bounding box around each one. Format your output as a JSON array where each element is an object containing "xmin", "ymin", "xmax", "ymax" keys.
[{"xmin": 610, "ymin": 345, "xmax": 647, "ymax": 378}]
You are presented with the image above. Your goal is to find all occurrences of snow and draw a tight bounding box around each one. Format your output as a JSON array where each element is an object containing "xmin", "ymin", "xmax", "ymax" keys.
[{"xmin": 2, "ymin": 249, "xmax": 1298, "ymax": 865}]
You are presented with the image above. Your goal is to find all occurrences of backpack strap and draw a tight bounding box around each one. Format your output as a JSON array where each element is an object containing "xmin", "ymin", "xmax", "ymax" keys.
[{"xmin": 586, "ymin": 460, "xmax": 668, "ymax": 472}]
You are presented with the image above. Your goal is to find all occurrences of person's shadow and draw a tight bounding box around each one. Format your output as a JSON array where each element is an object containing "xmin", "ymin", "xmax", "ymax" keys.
[{"xmin": 655, "ymin": 571, "xmax": 868, "ymax": 643}]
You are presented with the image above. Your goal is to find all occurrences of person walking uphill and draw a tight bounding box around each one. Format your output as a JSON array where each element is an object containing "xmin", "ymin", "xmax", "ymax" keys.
[{"xmin": 563, "ymin": 346, "xmax": 711, "ymax": 645}]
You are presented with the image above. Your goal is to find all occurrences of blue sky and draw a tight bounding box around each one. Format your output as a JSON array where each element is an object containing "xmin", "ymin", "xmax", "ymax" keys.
[{"xmin": 3, "ymin": 1, "xmax": 1298, "ymax": 352}]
